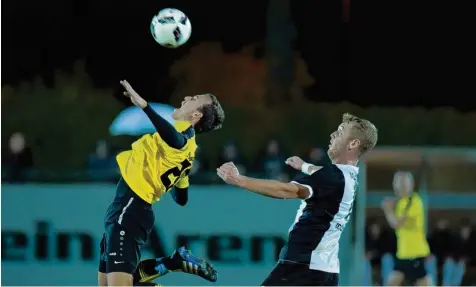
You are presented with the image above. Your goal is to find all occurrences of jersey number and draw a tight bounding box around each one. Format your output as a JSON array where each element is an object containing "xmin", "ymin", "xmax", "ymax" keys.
[{"xmin": 160, "ymin": 159, "xmax": 192, "ymax": 191}]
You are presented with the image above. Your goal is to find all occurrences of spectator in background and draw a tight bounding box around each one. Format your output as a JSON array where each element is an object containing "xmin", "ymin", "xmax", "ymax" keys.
[
  {"xmin": 365, "ymin": 220, "xmax": 398, "ymax": 285},
  {"xmin": 428, "ymin": 218, "xmax": 457, "ymax": 285},
  {"xmin": 217, "ymin": 141, "xmax": 247, "ymax": 174},
  {"xmin": 87, "ymin": 140, "xmax": 118, "ymax": 182},
  {"xmin": 365, "ymin": 220, "xmax": 385, "ymax": 285},
  {"xmin": 455, "ymin": 219, "xmax": 475, "ymax": 285},
  {"xmin": 456, "ymin": 219, "xmax": 474, "ymax": 262},
  {"xmin": 255, "ymin": 139, "xmax": 286, "ymax": 179},
  {"xmin": 305, "ymin": 146, "xmax": 331, "ymax": 167},
  {"xmin": 2, "ymin": 132, "xmax": 34, "ymax": 182},
  {"xmin": 429, "ymin": 219, "xmax": 456, "ymax": 265},
  {"xmin": 366, "ymin": 220, "xmax": 386, "ymax": 266}
]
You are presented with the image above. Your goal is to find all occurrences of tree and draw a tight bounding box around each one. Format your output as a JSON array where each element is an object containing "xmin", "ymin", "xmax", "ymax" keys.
[
  {"xmin": 2, "ymin": 60, "xmax": 123, "ymax": 167},
  {"xmin": 168, "ymin": 42, "xmax": 314, "ymax": 108}
]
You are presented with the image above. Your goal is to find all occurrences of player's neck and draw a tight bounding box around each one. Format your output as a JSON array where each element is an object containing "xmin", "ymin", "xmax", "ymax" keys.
[
  {"xmin": 172, "ymin": 113, "xmax": 192, "ymax": 124},
  {"xmin": 333, "ymin": 160, "xmax": 358, "ymax": 166},
  {"xmin": 175, "ymin": 118, "xmax": 193, "ymax": 125},
  {"xmin": 331, "ymin": 156, "xmax": 358, "ymax": 166},
  {"xmin": 398, "ymin": 190, "xmax": 413, "ymax": 198}
]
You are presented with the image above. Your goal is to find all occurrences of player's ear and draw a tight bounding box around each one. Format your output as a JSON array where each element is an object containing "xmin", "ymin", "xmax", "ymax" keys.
[
  {"xmin": 348, "ymin": 139, "xmax": 360, "ymax": 150},
  {"xmin": 191, "ymin": 111, "xmax": 203, "ymax": 122}
]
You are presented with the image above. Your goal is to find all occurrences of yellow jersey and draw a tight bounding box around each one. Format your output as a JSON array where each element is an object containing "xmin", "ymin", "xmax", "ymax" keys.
[
  {"xmin": 395, "ymin": 193, "xmax": 430, "ymax": 259},
  {"xmin": 116, "ymin": 121, "xmax": 197, "ymax": 204}
]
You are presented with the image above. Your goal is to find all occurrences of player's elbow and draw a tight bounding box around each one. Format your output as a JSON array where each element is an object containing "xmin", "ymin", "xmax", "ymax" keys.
[
  {"xmin": 287, "ymin": 183, "xmax": 311, "ymax": 200},
  {"xmin": 394, "ymin": 222, "xmax": 404, "ymax": 229},
  {"xmin": 172, "ymin": 187, "xmax": 188, "ymax": 206},
  {"xmin": 389, "ymin": 223, "xmax": 399, "ymax": 230},
  {"xmin": 173, "ymin": 195, "xmax": 188, "ymax": 206},
  {"xmin": 279, "ymin": 190, "xmax": 298, "ymax": 199},
  {"xmin": 279, "ymin": 183, "xmax": 302, "ymax": 199},
  {"xmin": 391, "ymin": 219, "xmax": 406, "ymax": 229},
  {"xmin": 175, "ymin": 199, "xmax": 188, "ymax": 206}
]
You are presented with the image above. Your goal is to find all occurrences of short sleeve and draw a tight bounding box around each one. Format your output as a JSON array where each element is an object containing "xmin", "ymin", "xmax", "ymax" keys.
[
  {"xmin": 291, "ymin": 165, "xmax": 342, "ymax": 200},
  {"xmin": 175, "ymin": 176, "xmax": 189, "ymax": 189},
  {"xmin": 291, "ymin": 176, "xmax": 314, "ymax": 199},
  {"xmin": 152, "ymin": 132, "xmax": 165, "ymax": 147}
]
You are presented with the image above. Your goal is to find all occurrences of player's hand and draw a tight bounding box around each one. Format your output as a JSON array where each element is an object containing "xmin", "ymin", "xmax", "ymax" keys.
[
  {"xmin": 120, "ymin": 80, "xmax": 148, "ymax": 109},
  {"xmin": 285, "ymin": 156, "xmax": 304, "ymax": 170},
  {"xmin": 381, "ymin": 197, "xmax": 395, "ymax": 210},
  {"xmin": 216, "ymin": 162, "xmax": 241, "ymax": 185}
]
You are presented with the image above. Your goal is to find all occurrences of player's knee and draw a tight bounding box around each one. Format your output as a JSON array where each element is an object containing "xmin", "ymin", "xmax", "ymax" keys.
[
  {"xmin": 107, "ymin": 272, "xmax": 133, "ymax": 286},
  {"xmin": 415, "ymin": 275, "xmax": 433, "ymax": 286},
  {"xmin": 98, "ymin": 272, "xmax": 108, "ymax": 286},
  {"xmin": 387, "ymin": 271, "xmax": 405, "ymax": 286}
]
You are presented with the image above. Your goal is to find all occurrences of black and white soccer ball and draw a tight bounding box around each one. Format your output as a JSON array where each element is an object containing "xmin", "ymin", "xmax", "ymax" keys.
[{"xmin": 150, "ymin": 8, "xmax": 192, "ymax": 48}]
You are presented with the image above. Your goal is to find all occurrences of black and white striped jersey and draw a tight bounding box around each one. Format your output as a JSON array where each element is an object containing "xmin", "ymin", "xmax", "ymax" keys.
[{"xmin": 278, "ymin": 164, "xmax": 359, "ymax": 273}]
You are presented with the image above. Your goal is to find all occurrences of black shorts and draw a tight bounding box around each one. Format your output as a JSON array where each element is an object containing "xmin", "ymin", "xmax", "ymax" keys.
[
  {"xmin": 98, "ymin": 178, "xmax": 155, "ymax": 274},
  {"xmin": 261, "ymin": 262, "xmax": 339, "ymax": 286},
  {"xmin": 394, "ymin": 257, "xmax": 428, "ymax": 282}
]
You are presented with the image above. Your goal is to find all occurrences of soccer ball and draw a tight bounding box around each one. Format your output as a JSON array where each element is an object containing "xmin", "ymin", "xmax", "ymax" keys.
[{"xmin": 150, "ymin": 8, "xmax": 192, "ymax": 48}]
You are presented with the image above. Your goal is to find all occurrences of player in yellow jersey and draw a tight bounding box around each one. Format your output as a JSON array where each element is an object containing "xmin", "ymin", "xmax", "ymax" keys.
[
  {"xmin": 98, "ymin": 80, "xmax": 225, "ymax": 286},
  {"xmin": 381, "ymin": 171, "xmax": 433, "ymax": 286}
]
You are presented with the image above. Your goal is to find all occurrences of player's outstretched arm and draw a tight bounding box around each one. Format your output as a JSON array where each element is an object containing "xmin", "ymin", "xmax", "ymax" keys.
[
  {"xmin": 285, "ymin": 156, "xmax": 323, "ymax": 175},
  {"xmin": 216, "ymin": 162, "xmax": 310, "ymax": 199},
  {"xmin": 142, "ymin": 105, "xmax": 186, "ymax": 149},
  {"xmin": 120, "ymin": 80, "xmax": 186, "ymax": 149}
]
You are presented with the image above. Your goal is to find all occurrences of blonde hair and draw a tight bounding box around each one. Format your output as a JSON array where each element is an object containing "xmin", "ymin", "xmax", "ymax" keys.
[{"xmin": 342, "ymin": 113, "xmax": 378, "ymax": 154}]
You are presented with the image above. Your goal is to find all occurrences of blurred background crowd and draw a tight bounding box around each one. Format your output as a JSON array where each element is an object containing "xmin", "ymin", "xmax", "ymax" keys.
[{"xmin": 2, "ymin": 132, "xmax": 330, "ymax": 183}]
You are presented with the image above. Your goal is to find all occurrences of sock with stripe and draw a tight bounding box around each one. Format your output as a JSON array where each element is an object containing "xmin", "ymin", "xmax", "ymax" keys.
[
  {"xmin": 135, "ymin": 257, "xmax": 172, "ymax": 281},
  {"xmin": 155, "ymin": 257, "xmax": 174, "ymax": 275}
]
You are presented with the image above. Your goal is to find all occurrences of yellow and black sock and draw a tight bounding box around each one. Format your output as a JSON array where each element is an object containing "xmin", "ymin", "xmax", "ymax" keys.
[{"xmin": 134, "ymin": 258, "xmax": 173, "ymax": 283}]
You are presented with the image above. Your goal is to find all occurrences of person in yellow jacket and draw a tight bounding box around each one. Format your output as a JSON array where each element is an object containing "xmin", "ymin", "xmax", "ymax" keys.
[{"xmin": 381, "ymin": 171, "xmax": 432, "ymax": 286}]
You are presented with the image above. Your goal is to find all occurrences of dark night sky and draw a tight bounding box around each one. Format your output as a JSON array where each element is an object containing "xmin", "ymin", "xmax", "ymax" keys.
[{"xmin": 2, "ymin": 0, "xmax": 475, "ymax": 111}]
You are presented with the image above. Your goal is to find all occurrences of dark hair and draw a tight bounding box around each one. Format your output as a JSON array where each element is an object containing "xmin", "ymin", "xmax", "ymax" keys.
[{"xmin": 194, "ymin": 94, "xmax": 225, "ymax": 134}]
